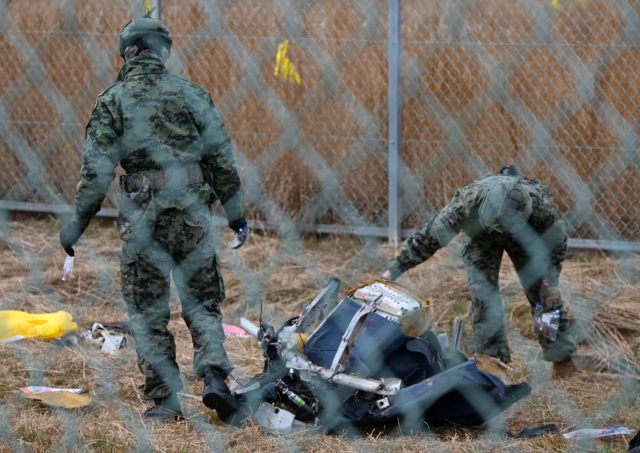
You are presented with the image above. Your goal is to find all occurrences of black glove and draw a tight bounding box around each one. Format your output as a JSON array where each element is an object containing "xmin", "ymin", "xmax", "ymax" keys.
[
  {"xmin": 60, "ymin": 222, "xmax": 84, "ymax": 257},
  {"xmin": 229, "ymin": 218, "xmax": 248, "ymax": 252},
  {"xmin": 229, "ymin": 218, "xmax": 247, "ymax": 232}
]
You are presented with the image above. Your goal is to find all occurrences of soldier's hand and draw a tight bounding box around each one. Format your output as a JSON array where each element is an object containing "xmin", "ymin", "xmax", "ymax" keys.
[
  {"xmin": 229, "ymin": 218, "xmax": 249, "ymax": 252},
  {"xmin": 60, "ymin": 222, "xmax": 84, "ymax": 257},
  {"xmin": 540, "ymin": 280, "xmax": 560, "ymax": 310},
  {"xmin": 381, "ymin": 270, "xmax": 394, "ymax": 281}
]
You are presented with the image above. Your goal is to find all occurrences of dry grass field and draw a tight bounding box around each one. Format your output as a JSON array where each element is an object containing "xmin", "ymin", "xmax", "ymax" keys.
[{"xmin": 0, "ymin": 214, "xmax": 638, "ymax": 452}]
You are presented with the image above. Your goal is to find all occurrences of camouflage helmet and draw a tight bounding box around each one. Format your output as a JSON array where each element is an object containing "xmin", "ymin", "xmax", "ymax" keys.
[
  {"xmin": 478, "ymin": 176, "xmax": 532, "ymax": 236},
  {"xmin": 119, "ymin": 12, "xmax": 173, "ymax": 59}
]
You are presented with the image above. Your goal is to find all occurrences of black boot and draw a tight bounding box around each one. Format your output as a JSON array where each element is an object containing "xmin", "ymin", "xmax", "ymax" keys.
[
  {"xmin": 202, "ymin": 367, "xmax": 240, "ymax": 419},
  {"xmin": 136, "ymin": 392, "xmax": 183, "ymax": 422}
]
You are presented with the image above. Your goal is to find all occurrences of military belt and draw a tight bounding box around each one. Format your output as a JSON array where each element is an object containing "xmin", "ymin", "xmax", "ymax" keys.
[{"xmin": 142, "ymin": 164, "xmax": 204, "ymax": 191}]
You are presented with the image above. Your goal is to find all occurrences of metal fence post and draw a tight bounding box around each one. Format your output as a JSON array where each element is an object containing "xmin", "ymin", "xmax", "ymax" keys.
[
  {"xmin": 388, "ymin": 0, "xmax": 402, "ymax": 245},
  {"xmin": 152, "ymin": 0, "xmax": 161, "ymax": 19}
]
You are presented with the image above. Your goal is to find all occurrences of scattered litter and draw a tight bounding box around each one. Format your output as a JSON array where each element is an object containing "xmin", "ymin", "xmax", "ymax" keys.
[
  {"xmin": 0, "ymin": 310, "xmax": 78, "ymax": 341},
  {"xmin": 101, "ymin": 335, "xmax": 128, "ymax": 355},
  {"xmin": 99, "ymin": 322, "xmax": 131, "ymax": 334},
  {"xmin": 62, "ymin": 251, "xmax": 74, "ymax": 281},
  {"xmin": 254, "ymin": 402, "xmax": 316, "ymax": 434},
  {"xmin": 80, "ymin": 323, "xmax": 128, "ymax": 355},
  {"xmin": 23, "ymin": 391, "xmax": 92, "ymax": 409},
  {"xmin": 516, "ymin": 423, "xmax": 558, "ymax": 438},
  {"xmin": 437, "ymin": 333, "xmax": 450, "ymax": 348},
  {"xmin": 223, "ymin": 323, "xmax": 251, "ymax": 338},
  {"xmin": 563, "ymin": 425, "xmax": 632, "ymax": 440},
  {"xmin": 134, "ymin": 392, "xmax": 202, "ymax": 403},
  {"xmin": 19, "ymin": 387, "xmax": 83, "ymax": 395},
  {"xmin": 177, "ymin": 392, "xmax": 202, "ymax": 402},
  {"xmin": 54, "ymin": 334, "xmax": 78, "ymax": 348},
  {"xmin": 80, "ymin": 331, "xmax": 100, "ymax": 344},
  {"xmin": 533, "ymin": 302, "xmax": 560, "ymax": 341},
  {"xmin": 451, "ymin": 316, "xmax": 466, "ymax": 350}
]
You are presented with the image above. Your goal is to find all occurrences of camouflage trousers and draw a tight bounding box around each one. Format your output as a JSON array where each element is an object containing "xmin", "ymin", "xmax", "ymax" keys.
[
  {"xmin": 120, "ymin": 205, "xmax": 232, "ymax": 398},
  {"xmin": 461, "ymin": 234, "xmax": 577, "ymax": 364}
]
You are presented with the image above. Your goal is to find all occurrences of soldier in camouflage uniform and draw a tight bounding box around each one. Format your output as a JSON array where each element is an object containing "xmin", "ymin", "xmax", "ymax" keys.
[
  {"xmin": 60, "ymin": 13, "xmax": 249, "ymax": 420},
  {"xmin": 383, "ymin": 165, "xmax": 587, "ymax": 380}
]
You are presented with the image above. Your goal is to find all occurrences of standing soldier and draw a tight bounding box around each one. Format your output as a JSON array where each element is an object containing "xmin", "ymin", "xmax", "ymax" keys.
[
  {"xmin": 59, "ymin": 12, "xmax": 249, "ymax": 421},
  {"xmin": 382, "ymin": 165, "xmax": 587, "ymax": 380}
]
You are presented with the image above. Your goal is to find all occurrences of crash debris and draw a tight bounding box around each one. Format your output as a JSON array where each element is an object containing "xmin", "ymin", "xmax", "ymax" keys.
[
  {"xmin": 80, "ymin": 323, "xmax": 128, "ymax": 355},
  {"xmin": 19, "ymin": 387, "xmax": 92, "ymax": 409},
  {"xmin": 220, "ymin": 278, "xmax": 531, "ymax": 434}
]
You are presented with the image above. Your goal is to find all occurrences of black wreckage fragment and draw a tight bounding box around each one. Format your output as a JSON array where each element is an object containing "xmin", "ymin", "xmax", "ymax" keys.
[{"xmin": 224, "ymin": 278, "xmax": 531, "ymax": 433}]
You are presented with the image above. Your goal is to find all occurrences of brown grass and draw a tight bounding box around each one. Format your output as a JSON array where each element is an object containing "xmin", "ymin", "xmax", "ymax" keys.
[{"xmin": 0, "ymin": 216, "xmax": 638, "ymax": 452}]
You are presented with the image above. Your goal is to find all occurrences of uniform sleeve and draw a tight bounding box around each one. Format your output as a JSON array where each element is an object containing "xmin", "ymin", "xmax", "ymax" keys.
[
  {"xmin": 538, "ymin": 218, "xmax": 568, "ymax": 285},
  {"xmin": 386, "ymin": 189, "xmax": 471, "ymax": 279},
  {"xmin": 200, "ymin": 96, "xmax": 243, "ymax": 223},
  {"xmin": 71, "ymin": 97, "xmax": 121, "ymax": 230},
  {"xmin": 528, "ymin": 188, "xmax": 567, "ymax": 285}
]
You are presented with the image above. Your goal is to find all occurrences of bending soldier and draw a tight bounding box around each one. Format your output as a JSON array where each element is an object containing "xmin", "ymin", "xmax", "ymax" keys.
[
  {"xmin": 60, "ymin": 13, "xmax": 248, "ymax": 421},
  {"xmin": 383, "ymin": 165, "xmax": 587, "ymax": 380}
]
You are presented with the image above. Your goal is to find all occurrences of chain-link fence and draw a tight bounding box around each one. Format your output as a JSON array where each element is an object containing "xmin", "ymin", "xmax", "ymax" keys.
[
  {"xmin": 0, "ymin": 0, "xmax": 638, "ymax": 243},
  {"xmin": 0, "ymin": 0, "xmax": 391, "ymax": 236},
  {"xmin": 0, "ymin": 2, "xmax": 639, "ymax": 451},
  {"xmin": 400, "ymin": 0, "xmax": 640, "ymax": 248}
]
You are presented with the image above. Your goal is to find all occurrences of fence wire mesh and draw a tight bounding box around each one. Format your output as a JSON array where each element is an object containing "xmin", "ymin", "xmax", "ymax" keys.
[
  {"xmin": 0, "ymin": 0, "xmax": 638, "ymax": 452},
  {"xmin": 400, "ymin": 0, "xmax": 640, "ymax": 242},
  {"xmin": 0, "ymin": 0, "xmax": 391, "ymax": 231}
]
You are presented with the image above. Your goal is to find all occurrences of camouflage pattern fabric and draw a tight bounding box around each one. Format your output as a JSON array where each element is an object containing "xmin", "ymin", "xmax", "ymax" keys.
[
  {"xmin": 70, "ymin": 52, "xmax": 242, "ymax": 398},
  {"xmin": 463, "ymin": 234, "xmax": 576, "ymax": 364},
  {"xmin": 71, "ymin": 52, "xmax": 243, "ymax": 231},
  {"xmin": 387, "ymin": 174, "xmax": 577, "ymax": 363},
  {"xmin": 121, "ymin": 205, "xmax": 231, "ymax": 398}
]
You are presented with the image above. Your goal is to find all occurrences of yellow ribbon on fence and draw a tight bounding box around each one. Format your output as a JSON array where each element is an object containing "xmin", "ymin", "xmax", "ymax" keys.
[
  {"xmin": 274, "ymin": 40, "xmax": 301, "ymax": 85},
  {"xmin": 551, "ymin": 0, "xmax": 586, "ymax": 12}
]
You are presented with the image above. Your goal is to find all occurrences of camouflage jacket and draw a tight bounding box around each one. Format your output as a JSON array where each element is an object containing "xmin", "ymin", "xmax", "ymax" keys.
[
  {"xmin": 387, "ymin": 175, "xmax": 567, "ymax": 282},
  {"xmin": 71, "ymin": 53, "xmax": 243, "ymax": 231}
]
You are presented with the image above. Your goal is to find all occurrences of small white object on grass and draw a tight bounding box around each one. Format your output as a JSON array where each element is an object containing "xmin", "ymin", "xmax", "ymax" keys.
[
  {"xmin": 563, "ymin": 425, "xmax": 632, "ymax": 440},
  {"xmin": 62, "ymin": 247, "xmax": 74, "ymax": 281}
]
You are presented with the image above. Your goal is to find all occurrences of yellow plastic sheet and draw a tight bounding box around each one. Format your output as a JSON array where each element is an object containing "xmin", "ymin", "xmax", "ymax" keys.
[
  {"xmin": 274, "ymin": 40, "xmax": 301, "ymax": 85},
  {"xmin": 23, "ymin": 391, "xmax": 92, "ymax": 409},
  {"xmin": 0, "ymin": 310, "xmax": 78, "ymax": 341}
]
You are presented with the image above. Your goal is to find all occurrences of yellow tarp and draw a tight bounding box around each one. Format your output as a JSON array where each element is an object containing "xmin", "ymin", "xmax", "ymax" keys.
[{"xmin": 0, "ymin": 310, "xmax": 78, "ymax": 341}]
